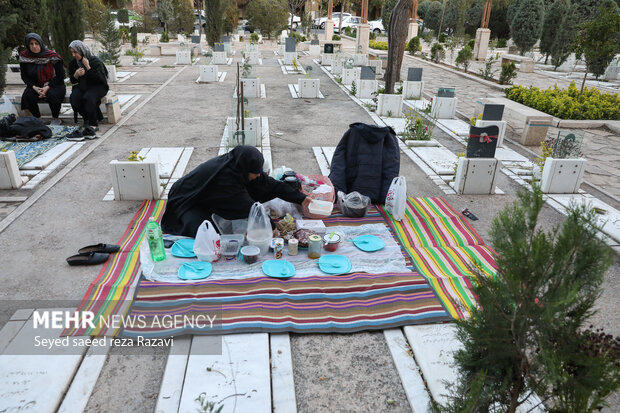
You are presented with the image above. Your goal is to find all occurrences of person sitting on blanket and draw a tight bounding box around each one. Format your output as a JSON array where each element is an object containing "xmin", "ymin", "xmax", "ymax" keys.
[
  {"xmin": 68, "ymin": 40, "xmax": 109, "ymax": 131},
  {"xmin": 19, "ymin": 33, "xmax": 66, "ymax": 126},
  {"xmin": 162, "ymin": 146, "xmax": 312, "ymax": 237}
]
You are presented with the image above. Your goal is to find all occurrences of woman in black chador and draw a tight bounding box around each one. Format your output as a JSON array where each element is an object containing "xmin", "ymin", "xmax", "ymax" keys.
[
  {"xmin": 162, "ymin": 146, "xmax": 311, "ymax": 237},
  {"xmin": 19, "ymin": 33, "xmax": 66, "ymax": 125},
  {"xmin": 68, "ymin": 40, "xmax": 109, "ymax": 130}
]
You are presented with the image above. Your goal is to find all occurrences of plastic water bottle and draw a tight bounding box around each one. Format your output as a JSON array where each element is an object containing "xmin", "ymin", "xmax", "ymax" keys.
[{"xmin": 146, "ymin": 217, "xmax": 166, "ymax": 262}]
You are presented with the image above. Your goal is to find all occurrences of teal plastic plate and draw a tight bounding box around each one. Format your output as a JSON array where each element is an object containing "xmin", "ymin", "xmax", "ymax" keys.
[
  {"xmin": 178, "ymin": 261, "xmax": 212, "ymax": 280},
  {"xmin": 318, "ymin": 255, "xmax": 352, "ymax": 275},
  {"xmin": 352, "ymin": 235, "xmax": 385, "ymax": 252},
  {"xmin": 262, "ymin": 260, "xmax": 296, "ymax": 278},
  {"xmin": 171, "ymin": 238, "xmax": 197, "ymax": 258}
]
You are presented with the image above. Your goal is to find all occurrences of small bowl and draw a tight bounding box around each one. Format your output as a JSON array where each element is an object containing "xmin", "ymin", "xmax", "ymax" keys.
[{"xmin": 241, "ymin": 245, "xmax": 260, "ymax": 264}]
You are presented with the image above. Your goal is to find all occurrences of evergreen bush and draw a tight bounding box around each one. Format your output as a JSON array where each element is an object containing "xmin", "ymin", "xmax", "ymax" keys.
[
  {"xmin": 406, "ymin": 36, "xmax": 421, "ymax": 55},
  {"xmin": 467, "ymin": 38, "xmax": 475, "ymax": 50},
  {"xmin": 496, "ymin": 38, "xmax": 507, "ymax": 48},
  {"xmin": 499, "ymin": 61, "xmax": 517, "ymax": 85},
  {"xmin": 369, "ymin": 40, "xmax": 388, "ymax": 50},
  {"xmin": 443, "ymin": 184, "xmax": 619, "ymax": 413},
  {"xmin": 332, "ymin": 34, "xmax": 341, "ymax": 41},
  {"xmin": 117, "ymin": 8, "xmax": 129, "ymax": 26},
  {"xmin": 160, "ymin": 31, "xmax": 170, "ymax": 42},
  {"xmin": 430, "ymin": 42, "xmax": 445, "ymax": 63},
  {"xmin": 455, "ymin": 45, "xmax": 473, "ymax": 71},
  {"xmin": 130, "ymin": 26, "xmax": 138, "ymax": 49},
  {"xmin": 438, "ymin": 32, "xmax": 447, "ymax": 43},
  {"xmin": 506, "ymin": 82, "xmax": 620, "ymax": 120}
]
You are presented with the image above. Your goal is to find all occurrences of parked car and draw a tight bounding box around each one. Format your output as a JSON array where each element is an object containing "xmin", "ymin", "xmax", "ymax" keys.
[
  {"xmin": 313, "ymin": 12, "xmax": 352, "ymax": 29},
  {"xmin": 288, "ymin": 13, "xmax": 301, "ymax": 29},
  {"xmin": 334, "ymin": 15, "xmax": 361, "ymax": 34},
  {"xmin": 368, "ymin": 18, "xmax": 384, "ymax": 34},
  {"xmin": 111, "ymin": 10, "xmax": 142, "ymax": 29}
]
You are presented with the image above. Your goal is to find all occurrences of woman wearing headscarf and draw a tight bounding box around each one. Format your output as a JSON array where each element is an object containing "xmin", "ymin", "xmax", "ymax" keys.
[
  {"xmin": 162, "ymin": 146, "xmax": 311, "ymax": 237},
  {"xmin": 19, "ymin": 33, "xmax": 66, "ymax": 125},
  {"xmin": 68, "ymin": 40, "xmax": 109, "ymax": 130}
]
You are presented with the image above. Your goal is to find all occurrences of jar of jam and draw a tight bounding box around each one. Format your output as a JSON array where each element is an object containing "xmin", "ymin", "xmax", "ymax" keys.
[
  {"xmin": 307, "ymin": 235, "xmax": 322, "ymax": 259},
  {"xmin": 323, "ymin": 233, "xmax": 341, "ymax": 252}
]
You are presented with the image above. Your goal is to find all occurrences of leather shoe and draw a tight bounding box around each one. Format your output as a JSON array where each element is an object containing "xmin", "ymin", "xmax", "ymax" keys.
[
  {"xmin": 78, "ymin": 243, "xmax": 120, "ymax": 254},
  {"xmin": 67, "ymin": 252, "xmax": 110, "ymax": 266}
]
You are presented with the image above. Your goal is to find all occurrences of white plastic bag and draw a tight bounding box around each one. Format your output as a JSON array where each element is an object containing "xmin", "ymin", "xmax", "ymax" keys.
[
  {"xmin": 385, "ymin": 176, "xmax": 407, "ymax": 221},
  {"xmin": 263, "ymin": 198, "xmax": 302, "ymax": 219},
  {"xmin": 194, "ymin": 220, "xmax": 221, "ymax": 262},
  {"xmin": 0, "ymin": 95, "xmax": 18, "ymax": 116}
]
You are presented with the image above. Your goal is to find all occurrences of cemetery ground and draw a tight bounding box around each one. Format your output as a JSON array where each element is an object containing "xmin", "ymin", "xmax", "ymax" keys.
[{"xmin": 0, "ymin": 36, "xmax": 619, "ymax": 412}]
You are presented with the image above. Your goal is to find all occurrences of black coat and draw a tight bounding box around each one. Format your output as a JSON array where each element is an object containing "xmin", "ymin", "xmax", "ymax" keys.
[
  {"xmin": 329, "ymin": 123, "xmax": 400, "ymax": 204},
  {"xmin": 162, "ymin": 146, "xmax": 307, "ymax": 237},
  {"xmin": 68, "ymin": 57, "xmax": 109, "ymax": 93}
]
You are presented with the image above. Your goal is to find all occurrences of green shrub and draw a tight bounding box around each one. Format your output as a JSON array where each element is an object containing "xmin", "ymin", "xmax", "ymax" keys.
[
  {"xmin": 291, "ymin": 31, "xmax": 306, "ymax": 43},
  {"xmin": 369, "ymin": 31, "xmax": 376, "ymax": 40},
  {"xmin": 406, "ymin": 36, "xmax": 421, "ymax": 55},
  {"xmin": 130, "ymin": 26, "xmax": 138, "ymax": 49},
  {"xmin": 250, "ymin": 33, "xmax": 259, "ymax": 42},
  {"xmin": 369, "ymin": 40, "xmax": 388, "ymax": 50},
  {"xmin": 160, "ymin": 31, "xmax": 170, "ymax": 42},
  {"xmin": 456, "ymin": 45, "xmax": 473, "ymax": 71},
  {"xmin": 497, "ymin": 38, "xmax": 507, "ymax": 48},
  {"xmin": 506, "ymin": 82, "xmax": 620, "ymax": 120},
  {"xmin": 499, "ymin": 61, "xmax": 517, "ymax": 85},
  {"xmin": 422, "ymin": 30, "xmax": 434, "ymax": 43},
  {"xmin": 438, "ymin": 33, "xmax": 447, "ymax": 43},
  {"xmin": 467, "ymin": 38, "xmax": 475, "ymax": 50},
  {"xmin": 430, "ymin": 42, "xmax": 445, "ymax": 63},
  {"xmin": 332, "ymin": 34, "xmax": 341, "ymax": 40}
]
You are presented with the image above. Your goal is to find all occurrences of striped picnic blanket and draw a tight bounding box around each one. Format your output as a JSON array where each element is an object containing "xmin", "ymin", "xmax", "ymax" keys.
[
  {"xmin": 123, "ymin": 272, "xmax": 451, "ymax": 337},
  {"xmin": 378, "ymin": 197, "xmax": 497, "ymax": 320},
  {"xmin": 63, "ymin": 200, "xmax": 166, "ymax": 337}
]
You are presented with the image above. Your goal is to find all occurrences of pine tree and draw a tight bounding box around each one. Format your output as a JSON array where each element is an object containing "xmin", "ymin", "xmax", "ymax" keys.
[
  {"xmin": 441, "ymin": 184, "xmax": 619, "ymax": 413},
  {"xmin": 510, "ymin": 0, "xmax": 545, "ymax": 55},
  {"xmin": 97, "ymin": 10, "xmax": 121, "ymax": 66},
  {"xmin": 550, "ymin": 4, "xmax": 579, "ymax": 69},
  {"xmin": 540, "ymin": 0, "xmax": 569, "ymax": 64},
  {"xmin": 48, "ymin": 0, "xmax": 84, "ymax": 65}
]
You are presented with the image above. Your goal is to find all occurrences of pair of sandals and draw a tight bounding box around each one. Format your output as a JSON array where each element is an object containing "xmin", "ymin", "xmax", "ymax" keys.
[{"xmin": 66, "ymin": 243, "xmax": 120, "ymax": 266}]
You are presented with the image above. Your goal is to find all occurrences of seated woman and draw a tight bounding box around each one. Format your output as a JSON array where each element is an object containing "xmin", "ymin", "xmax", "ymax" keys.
[
  {"xmin": 162, "ymin": 146, "xmax": 311, "ymax": 237},
  {"xmin": 19, "ymin": 33, "xmax": 66, "ymax": 125},
  {"xmin": 68, "ymin": 40, "xmax": 109, "ymax": 130}
]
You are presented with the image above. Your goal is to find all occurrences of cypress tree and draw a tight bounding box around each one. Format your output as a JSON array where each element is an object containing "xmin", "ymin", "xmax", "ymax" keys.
[
  {"xmin": 97, "ymin": 10, "xmax": 121, "ymax": 66},
  {"xmin": 573, "ymin": 0, "xmax": 617, "ymax": 22},
  {"xmin": 204, "ymin": 0, "xmax": 225, "ymax": 47},
  {"xmin": 540, "ymin": 0, "xmax": 569, "ymax": 64},
  {"xmin": 0, "ymin": 8, "xmax": 18, "ymax": 97},
  {"xmin": 442, "ymin": 184, "xmax": 619, "ymax": 413},
  {"xmin": 381, "ymin": 0, "xmax": 399, "ymax": 35},
  {"xmin": 48, "ymin": 0, "xmax": 84, "ymax": 65},
  {"xmin": 550, "ymin": 4, "xmax": 579, "ymax": 69},
  {"xmin": 510, "ymin": 0, "xmax": 545, "ymax": 55},
  {"xmin": 3, "ymin": 0, "xmax": 48, "ymax": 50}
]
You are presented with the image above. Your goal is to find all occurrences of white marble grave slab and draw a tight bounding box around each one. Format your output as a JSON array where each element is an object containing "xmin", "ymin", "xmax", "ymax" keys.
[
  {"xmin": 437, "ymin": 119, "xmax": 470, "ymax": 137},
  {"xmin": 412, "ymin": 146, "xmax": 458, "ymax": 175}
]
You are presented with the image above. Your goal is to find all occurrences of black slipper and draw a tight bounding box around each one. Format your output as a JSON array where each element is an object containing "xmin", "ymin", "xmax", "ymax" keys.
[
  {"xmin": 66, "ymin": 251, "xmax": 110, "ymax": 266},
  {"xmin": 78, "ymin": 243, "xmax": 120, "ymax": 254}
]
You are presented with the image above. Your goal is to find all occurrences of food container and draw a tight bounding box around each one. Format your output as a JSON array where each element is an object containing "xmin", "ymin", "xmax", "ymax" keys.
[
  {"xmin": 296, "ymin": 219, "xmax": 326, "ymax": 235},
  {"xmin": 221, "ymin": 234, "xmax": 244, "ymax": 260},
  {"xmin": 323, "ymin": 233, "xmax": 341, "ymax": 252},
  {"xmin": 308, "ymin": 235, "xmax": 322, "ymax": 259},
  {"xmin": 288, "ymin": 238, "xmax": 298, "ymax": 256},
  {"xmin": 308, "ymin": 200, "xmax": 333, "ymax": 218},
  {"xmin": 273, "ymin": 238, "xmax": 284, "ymax": 259},
  {"xmin": 240, "ymin": 245, "xmax": 260, "ymax": 264}
]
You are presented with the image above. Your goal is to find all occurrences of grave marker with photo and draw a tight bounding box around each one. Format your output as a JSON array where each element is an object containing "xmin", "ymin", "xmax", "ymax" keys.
[{"xmin": 402, "ymin": 68, "xmax": 424, "ymax": 99}]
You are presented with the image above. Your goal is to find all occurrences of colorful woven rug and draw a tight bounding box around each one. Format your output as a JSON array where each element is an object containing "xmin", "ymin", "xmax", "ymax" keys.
[
  {"xmin": 63, "ymin": 200, "xmax": 166, "ymax": 337},
  {"xmin": 122, "ymin": 272, "xmax": 451, "ymax": 338},
  {"xmin": 378, "ymin": 197, "xmax": 498, "ymax": 320}
]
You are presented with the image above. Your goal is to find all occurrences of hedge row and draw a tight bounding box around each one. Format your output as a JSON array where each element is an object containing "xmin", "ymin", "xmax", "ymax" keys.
[
  {"xmin": 506, "ymin": 82, "xmax": 620, "ymax": 120},
  {"xmin": 369, "ymin": 40, "xmax": 388, "ymax": 50}
]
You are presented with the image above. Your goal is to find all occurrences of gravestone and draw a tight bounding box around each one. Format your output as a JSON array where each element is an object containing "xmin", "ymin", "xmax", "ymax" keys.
[
  {"xmin": 431, "ymin": 88, "xmax": 457, "ymax": 119},
  {"xmin": 214, "ymin": 43, "xmax": 225, "ymax": 52},
  {"xmin": 213, "ymin": 51, "xmax": 227, "ymax": 65},
  {"xmin": 360, "ymin": 66, "xmax": 375, "ymax": 80},
  {"xmin": 176, "ymin": 50, "xmax": 191, "ymax": 64},
  {"xmin": 311, "ymin": 39, "xmax": 319, "ymax": 45},
  {"xmin": 221, "ymin": 36, "xmax": 231, "ymax": 54},
  {"xmin": 309, "ymin": 39, "xmax": 320, "ymax": 56},
  {"xmin": 476, "ymin": 119, "xmax": 507, "ymax": 147},
  {"xmin": 191, "ymin": 35, "xmax": 200, "ymax": 44},
  {"xmin": 466, "ymin": 125, "xmax": 500, "ymax": 158},
  {"xmin": 358, "ymin": 79, "xmax": 378, "ymax": 99},
  {"xmin": 324, "ymin": 44, "xmax": 334, "ymax": 54},
  {"xmin": 199, "ymin": 65, "xmax": 219, "ymax": 82},
  {"xmin": 342, "ymin": 68, "xmax": 358, "ymax": 85},
  {"xmin": 553, "ymin": 130, "xmax": 584, "ymax": 159},
  {"xmin": 285, "ymin": 37, "xmax": 296, "ymax": 52},
  {"xmin": 0, "ymin": 151, "xmax": 25, "ymax": 189},
  {"xmin": 377, "ymin": 94, "xmax": 403, "ymax": 117},
  {"xmin": 604, "ymin": 57, "xmax": 619, "ymax": 81},
  {"xmin": 540, "ymin": 158, "xmax": 586, "ymax": 193},
  {"xmin": 454, "ymin": 158, "xmax": 500, "ymax": 195},
  {"xmin": 367, "ymin": 59, "xmax": 384, "ymax": 76},
  {"xmin": 352, "ymin": 53, "xmax": 367, "ymax": 66},
  {"xmin": 437, "ymin": 87, "xmax": 455, "ymax": 98},
  {"xmin": 298, "ymin": 78, "xmax": 320, "ymax": 98},
  {"xmin": 331, "ymin": 59, "xmax": 344, "ymax": 75},
  {"xmin": 227, "ymin": 117, "xmax": 261, "ymax": 147},
  {"xmin": 246, "ymin": 51, "xmax": 261, "ymax": 65},
  {"xmin": 241, "ymin": 78, "xmax": 261, "ymax": 98},
  {"xmin": 482, "ymin": 104, "xmax": 504, "ymax": 121},
  {"xmin": 407, "ymin": 68, "xmax": 423, "ymax": 81}
]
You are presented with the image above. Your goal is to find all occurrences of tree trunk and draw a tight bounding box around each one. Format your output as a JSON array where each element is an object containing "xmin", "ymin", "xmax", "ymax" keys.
[
  {"xmin": 385, "ymin": 0, "xmax": 413, "ymax": 93},
  {"xmin": 580, "ymin": 69, "xmax": 587, "ymax": 95}
]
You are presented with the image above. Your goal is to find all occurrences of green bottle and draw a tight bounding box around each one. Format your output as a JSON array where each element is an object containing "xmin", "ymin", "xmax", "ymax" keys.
[{"xmin": 146, "ymin": 217, "xmax": 166, "ymax": 262}]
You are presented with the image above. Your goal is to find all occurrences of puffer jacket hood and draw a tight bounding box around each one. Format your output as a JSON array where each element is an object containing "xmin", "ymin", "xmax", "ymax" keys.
[{"xmin": 349, "ymin": 122, "xmax": 395, "ymax": 144}]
